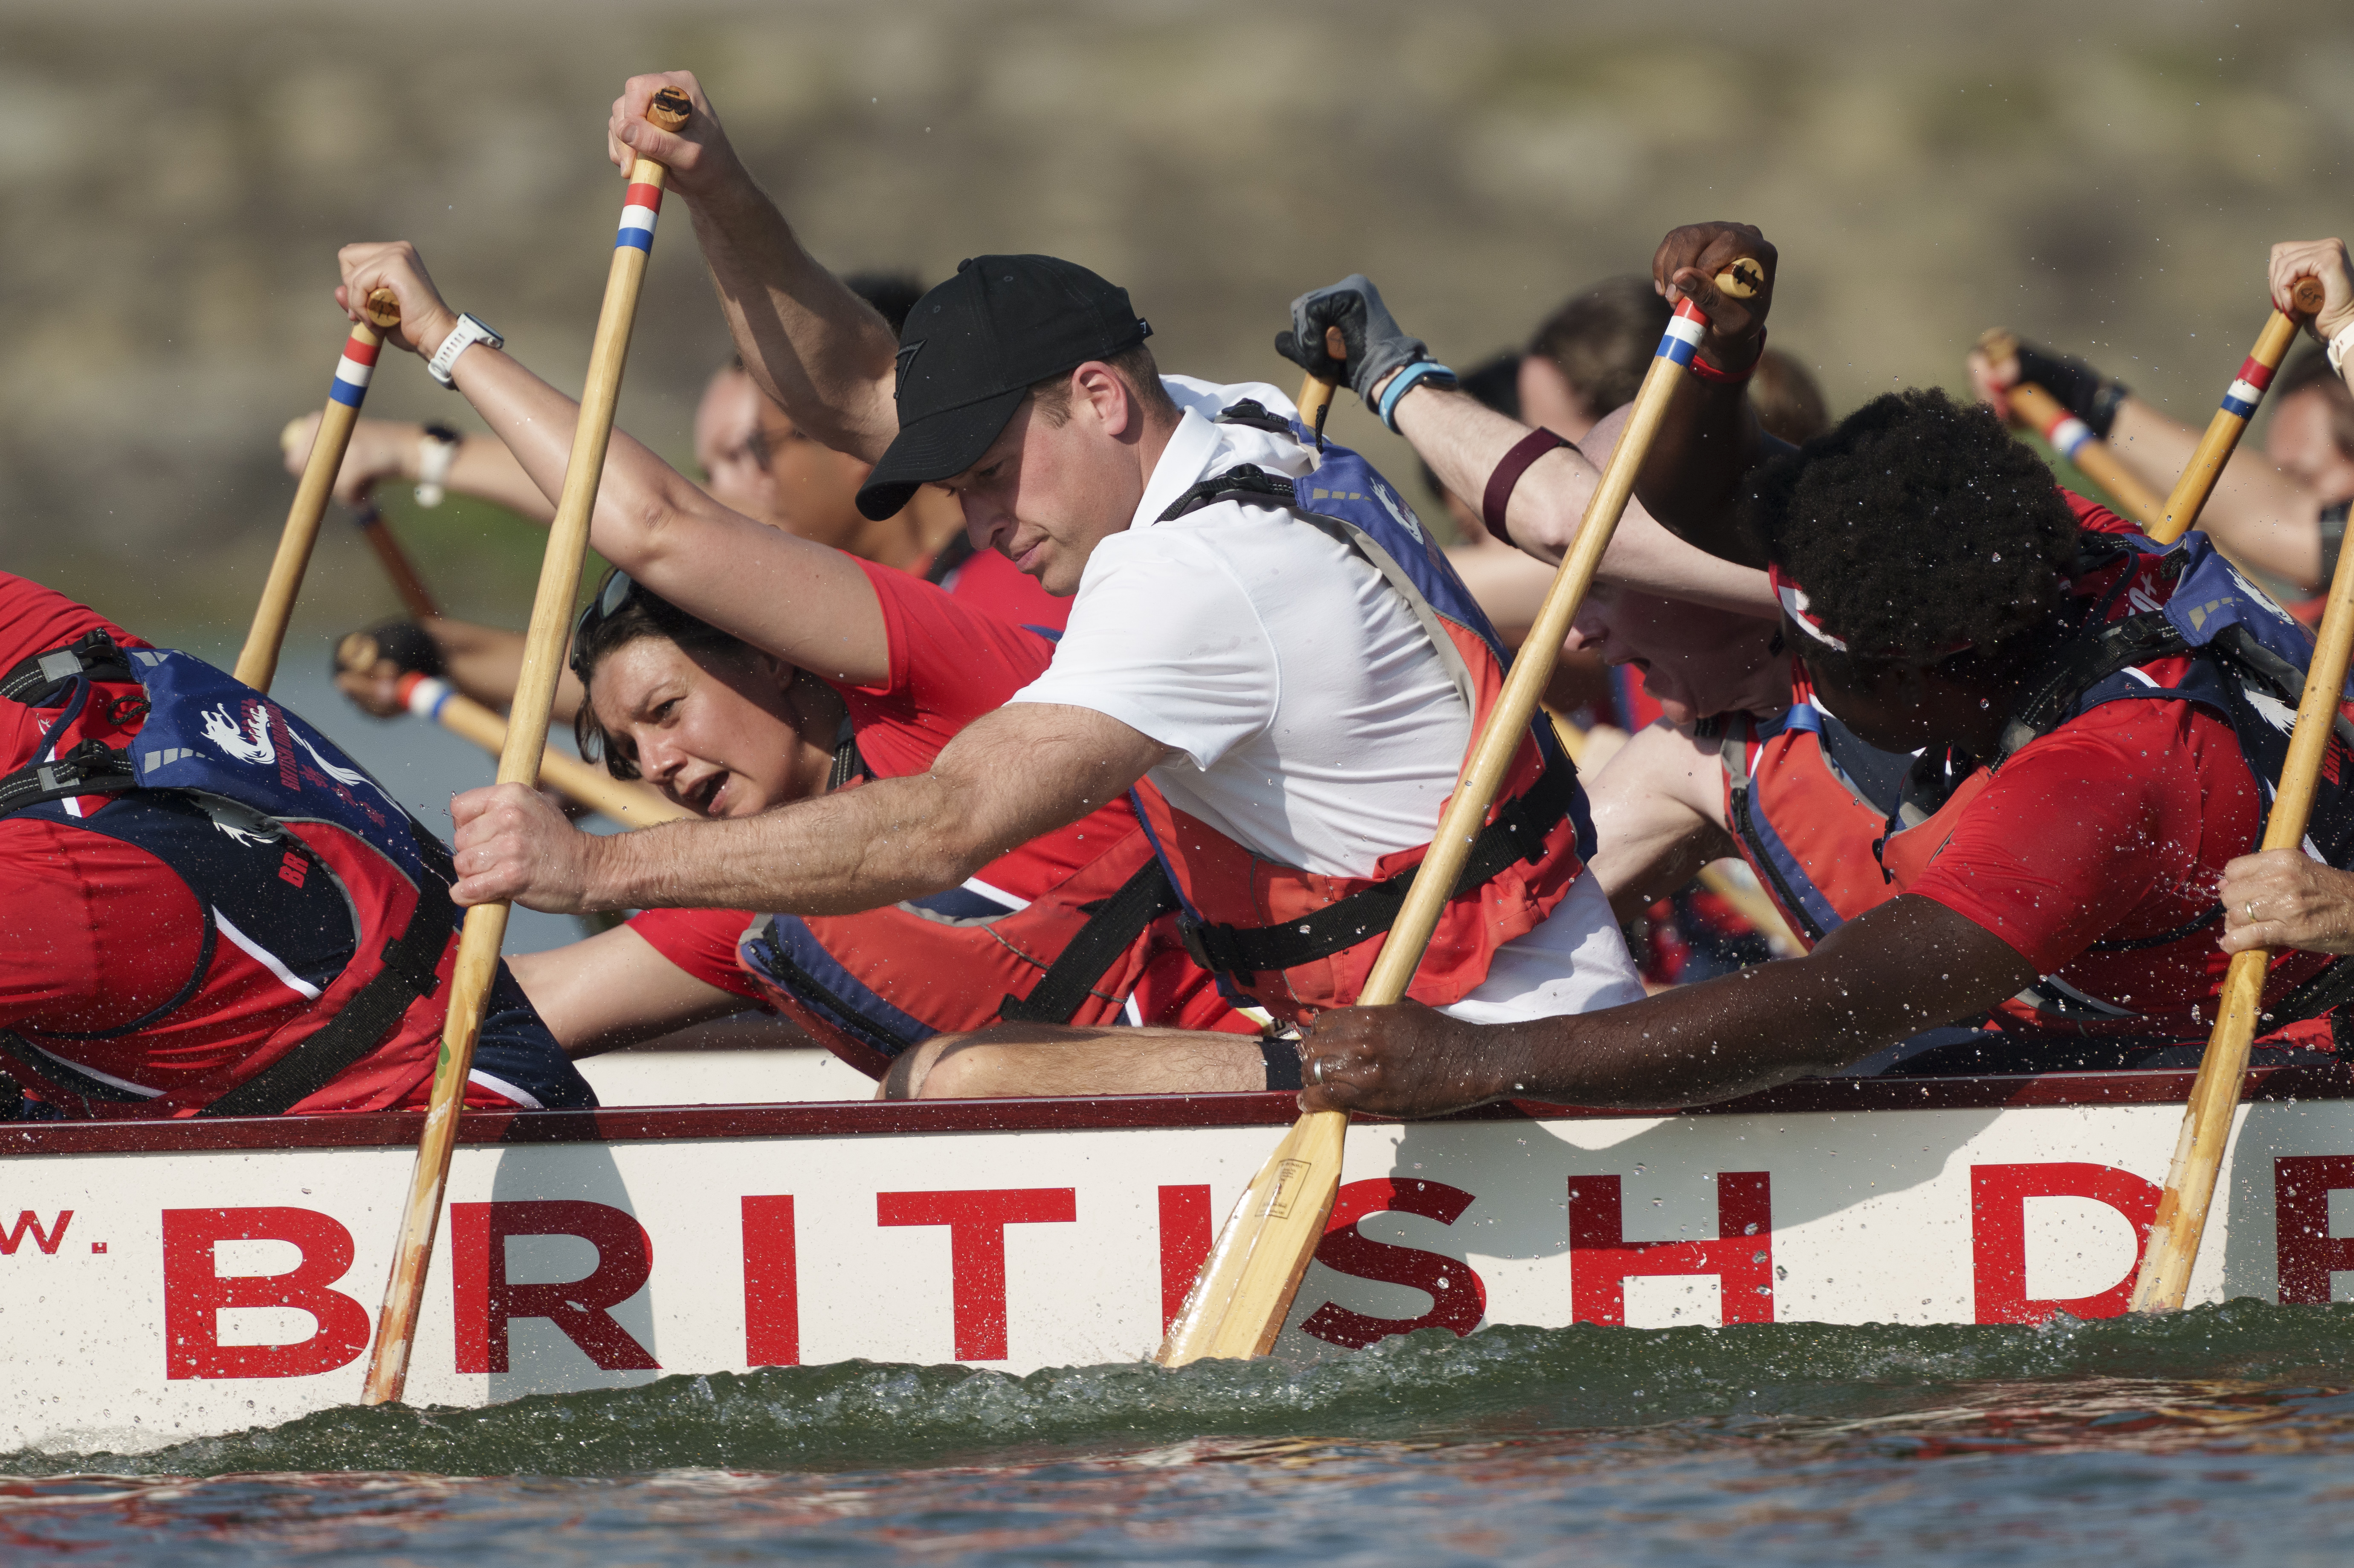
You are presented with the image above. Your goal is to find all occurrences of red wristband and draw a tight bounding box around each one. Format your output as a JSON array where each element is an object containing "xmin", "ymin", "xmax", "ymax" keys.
[
  {"xmin": 1480, "ymin": 427, "xmax": 1573, "ymax": 543},
  {"xmin": 1689, "ymin": 327, "xmax": 1767, "ymax": 385}
]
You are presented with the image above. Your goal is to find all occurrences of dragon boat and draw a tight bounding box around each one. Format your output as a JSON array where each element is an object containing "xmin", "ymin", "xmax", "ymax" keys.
[{"xmin": 6, "ymin": 1043, "xmax": 2354, "ymax": 1455}]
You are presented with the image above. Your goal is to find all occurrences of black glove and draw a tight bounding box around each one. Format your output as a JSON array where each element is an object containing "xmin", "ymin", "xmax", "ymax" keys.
[
  {"xmin": 1277, "ymin": 275, "xmax": 1435, "ymax": 402},
  {"xmin": 2011, "ymin": 339, "xmax": 2131, "ymax": 438},
  {"xmin": 335, "ymin": 618, "xmax": 443, "ymax": 681}
]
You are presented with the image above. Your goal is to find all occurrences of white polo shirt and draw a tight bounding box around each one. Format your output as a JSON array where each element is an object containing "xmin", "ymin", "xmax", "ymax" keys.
[{"xmin": 1009, "ymin": 376, "xmax": 1642, "ymax": 1022}]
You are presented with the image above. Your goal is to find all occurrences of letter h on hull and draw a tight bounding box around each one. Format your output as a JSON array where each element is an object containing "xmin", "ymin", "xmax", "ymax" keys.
[{"xmin": 1566, "ymin": 1172, "xmax": 1773, "ymax": 1325}]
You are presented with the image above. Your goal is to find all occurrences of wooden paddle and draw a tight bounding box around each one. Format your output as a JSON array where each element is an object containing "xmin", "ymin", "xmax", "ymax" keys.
[
  {"xmin": 1976, "ymin": 333, "xmax": 2166, "ymax": 529},
  {"xmin": 1155, "ymin": 266, "xmax": 1760, "ymax": 1365},
  {"xmin": 2149, "ymin": 277, "xmax": 2328, "ymax": 545},
  {"xmin": 359, "ymin": 85, "xmax": 693, "ymax": 1406},
  {"xmin": 234, "ymin": 290, "xmax": 402, "ymax": 691},
  {"xmin": 2128, "ymin": 277, "xmax": 2338, "ymax": 1314}
]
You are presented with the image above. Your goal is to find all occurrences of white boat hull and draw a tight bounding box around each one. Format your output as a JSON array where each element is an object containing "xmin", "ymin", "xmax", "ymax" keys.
[{"xmin": 6, "ymin": 1064, "xmax": 2352, "ymax": 1455}]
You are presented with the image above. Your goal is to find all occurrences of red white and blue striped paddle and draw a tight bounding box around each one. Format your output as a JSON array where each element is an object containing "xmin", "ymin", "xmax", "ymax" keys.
[
  {"xmin": 235, "ymin": 288, "xmax": 401, "ymax": 691},
  {"xmin": 2150, "ymin": 275, "xmax": 2328, "ymax": 544}
]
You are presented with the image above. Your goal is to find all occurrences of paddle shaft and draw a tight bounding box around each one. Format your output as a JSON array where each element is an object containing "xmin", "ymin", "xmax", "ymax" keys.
[
  {"xmin": 2130, "ymin": 469, "xmax": 2354, "ymax": 1312},
  {"xmin": 355, "ymin": 502, "xmax": 441, "ymax": 620},
  {"xmin": 2005, "ymin": 381, "xmax": 2166, "ymax": 530},
  {"xmin": 235, "ymin": 292, "xmax": 400, "ymax": 691},
  {"xmin": 361, "ymin": 89, "xmax": 690, "ymax": 1406},
  {"xmin": 2151, "ymin": 278, "xmax": 2327, "ymax": 544},
  {"xmin": 392, "ymin": 669, "xmax": 684, "ymax": 827},
  {"xmin": 1156, "ymin": 275, "xmax": 1752, "ymax": 1365}
]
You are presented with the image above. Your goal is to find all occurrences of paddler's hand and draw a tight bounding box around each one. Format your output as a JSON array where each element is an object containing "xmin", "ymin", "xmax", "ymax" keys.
[
  {"xmin": 2271, "ymin": 237, "xmax": 2354, "ymax": 346},
  {"xmin": 2219, "ymin": 849, "xmax": 2354, "ymax": 957},
  {"xmin": 449, "ymin": 781, "xmax": 599, "ymax": 912},
  {"xmin": 608, "ymin": 71, "xmax": 743, "ymax": 206},
  {"xmin": 334, "ymin": 241, "xmax": 459, "ymax": 361},
  {"xmin": 1296, "ymin": 999, "xmax": 1515, "ymax": 1119},
  {"xmin": 1650, "ymin": 222, "xmax": 1776, "ymax": 376},
  {"xmin": 1277, "ymin": 274, "xmax": 1436, "ymax": 403}
]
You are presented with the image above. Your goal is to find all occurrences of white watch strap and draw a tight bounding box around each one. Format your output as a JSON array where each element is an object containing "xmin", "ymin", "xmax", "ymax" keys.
[
  {"xmin": 427, "ymin": 312, "xmax": 503, "ymax": 388},
  {"xmin": 2328, "ymin": 318, "xmax": 2354, "ymax": 377},
  {"xmin": 414, "ymin": 430, "xmax": 459, "ymax": 508}
]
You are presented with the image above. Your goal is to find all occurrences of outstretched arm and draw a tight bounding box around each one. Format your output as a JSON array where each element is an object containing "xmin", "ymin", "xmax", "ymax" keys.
[
  {"xmin": 1395, "ymin": 394, "xmax": 1776, "ymax": 615},
  {"xmin": 446, "ymin": 701, "xmax": 1170, "ymax": 914},
  {"xmin": 507, "ymin": 925, "xmax": 746, "ymax": 1056},
  {"xmin": 335, "ymin": 241, "xmax": 889, "ymax": 687},
  {"xmin": 605, "ymin": 72, "xmax": 900, "ymax": 463},
  {"xmin": 1299, "ymin": 894, "xmax": 2033, "ymax": 1114},
  {"xmin": 283, "ymin": 413, "xmax": 556, "ymax": 523}
]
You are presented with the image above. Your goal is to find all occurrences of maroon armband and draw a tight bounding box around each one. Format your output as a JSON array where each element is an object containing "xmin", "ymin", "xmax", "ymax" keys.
[
  {"xmin": 1688, "ymin": 327, "xmax": 1767, "ymax": 385},
  {"xmin": 1480, "ymin": 427, "xmax": 1573, "ymax": 543}
]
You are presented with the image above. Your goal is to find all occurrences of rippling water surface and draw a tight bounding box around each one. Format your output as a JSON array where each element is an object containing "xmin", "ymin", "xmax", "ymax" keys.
[{"xmin": 12, "ymin": 1302, "xmax": 2354, "ymax": 1563}]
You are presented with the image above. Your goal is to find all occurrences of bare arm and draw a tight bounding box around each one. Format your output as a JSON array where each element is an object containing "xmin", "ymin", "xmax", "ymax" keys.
[
  {"xmin": 1396, "ymin": 391, "xmax": 1776, "ymax": 616},
  {"xmin": 507, "ymin": 925, "xmax": 744, "ymax": 1056},
  {"xmin": 285, "ymin": 414, "xmax": 557, "ymax": 523},
  {"xmin": 448, "ymin": 702, "xmax": 1171, "ymax": 914},
  {"xmin": 1582, "ymin": 720, "xmax": 1739, "ymax": 923},
  {"xmin": 1300, "ymin": 894, "xmax": 2034, "ymax": 1115},
  {"xmin": 2105, "ymin": 399, "xmax": 2324, "ymax": 584},
  {"xmin": 334, "ymin": 241, "xmax": 889, "ymax": 687},
  {"xmin": 606, "ymin": 72, "xmax": 900, "ymax": 463}
]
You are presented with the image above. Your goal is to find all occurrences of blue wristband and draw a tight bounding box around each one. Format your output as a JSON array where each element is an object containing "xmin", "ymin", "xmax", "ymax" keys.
[{"xmin": 1376, "ymin": 360, "xmax": 1457, "ymax": 432}]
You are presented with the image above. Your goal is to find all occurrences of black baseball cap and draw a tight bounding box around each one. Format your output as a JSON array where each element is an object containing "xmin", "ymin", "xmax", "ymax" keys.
[{"xmin": 855, "ymin": 254, "xmax": 1152, "ymax": 520}]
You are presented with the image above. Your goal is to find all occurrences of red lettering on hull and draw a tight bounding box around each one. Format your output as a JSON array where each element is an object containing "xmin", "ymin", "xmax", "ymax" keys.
[
  {"xmin": 1567, "ymin": 1172, "xmax": 1773, "ymax": 1326},
  {"xmin": 1157, "ymin": 1185, "xmax": 1213, "ymax": 1337},
  {"xmin": 876, "ymin": 1188, "xmax": 1077, "ymax": 1360},
  {"xmin": 1969, "ymin": 1162, "xmax": 2158, "ymax": 1323},
  {"xmin": 0, "ymin": 1209, "xmax": 70, "ymax": 1256},
  {"xmin": 452, "ymin": 1200, "xmax": 660, "ymax": 1374},
  {"xmin": 742, "ymin": 1195, "xmax": 799, "ymax": 1367},
  {"xmin": 1300, "ymin": 1179, "xmax": 1485, "ymax": 1349},
  {"xmin": 161, "ymin": 1207, "xmax": 369, "ymax": 1380},
  {"xmin": 2275, "ymin": 1154, "xmax": 2354, "ymax": 1304}
]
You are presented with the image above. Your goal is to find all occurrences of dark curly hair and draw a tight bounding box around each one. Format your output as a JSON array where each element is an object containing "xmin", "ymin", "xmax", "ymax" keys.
[{"xmin": 1751, "ymin": 388, "xmax": 2080, "ymax": 677}]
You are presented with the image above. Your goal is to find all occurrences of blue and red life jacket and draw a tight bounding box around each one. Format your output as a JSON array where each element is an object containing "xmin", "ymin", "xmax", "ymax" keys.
[
  {"xmin": 1724, "ymin": 523, "xmax": 2354, "ymax": 1030},
  {"xmin": 1126, "ymin": 403, "xmax": 1595, "ymax": 1026},
  {"xmin": 0, "ymin": 634, "xmax": 588, "ymax": 1116}
]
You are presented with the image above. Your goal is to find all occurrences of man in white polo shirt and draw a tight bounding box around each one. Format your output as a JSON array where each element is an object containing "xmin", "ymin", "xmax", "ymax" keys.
[{"xmin": 446, "ymin": 70, "xmax": 1644, "ymax": 1097}]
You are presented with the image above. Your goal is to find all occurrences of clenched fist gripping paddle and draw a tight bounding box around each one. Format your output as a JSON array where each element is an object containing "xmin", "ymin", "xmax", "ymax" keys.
[
  {"xmin": 1975, "ymin": 332, "xmax": 2166, "ymax": 531},
  {"xmin": 2149, "ymin": 276, "xmax": 2328, "ymax": 545},
  {"xmin": 1156, "ymin": 264, "xmax": 1763, "ymax": 1366},
  {"xmin": 235, "ymin": 290, "xmax": 402, "ymax": 691},
  {"xmin": 2130, "ymin": 273, "xmax": 2339, "ymax": 1316},
  {"xmin": 360, "ymin": 86, "xmax": 693, "ymax": 1406}
]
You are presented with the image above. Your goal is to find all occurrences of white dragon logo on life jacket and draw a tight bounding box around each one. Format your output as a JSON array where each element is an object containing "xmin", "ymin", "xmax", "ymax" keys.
[
  {"xmin": 290, "ymin": 724, "xmax": 403, "ymax": 811},
  {"xmin": 199, "ymin": 703, "xmax": 276, "ymax": 767},
  {"xmin": 1372, "ymin": 480, "xmax": 1425, "ymax": 545}
]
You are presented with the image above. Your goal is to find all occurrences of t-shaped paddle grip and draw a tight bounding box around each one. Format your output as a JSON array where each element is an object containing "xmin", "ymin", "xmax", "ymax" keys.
[
  {"xmin": 2292, "ymin": 275, "xmax": 2328, "ymax": 316},
  {"xmin": 362, "ymin": 287, "xmax": 400, "ymax": 331},
  {"xmin": 1714, "ymin": 259, "xmax": 1764, "ymax": 299},
  {"xmin": 647, "ymin": 86, "xmax": 692, "ymax": 132}
]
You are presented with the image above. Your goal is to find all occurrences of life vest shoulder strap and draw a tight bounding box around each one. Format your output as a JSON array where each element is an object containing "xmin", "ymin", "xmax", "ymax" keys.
[
  {"xmin": 0, "ymin": 631, "xmax": 138, "ymax": 706},
  {"xmin": 994, "ymin": 856, "xmax": 1181, "ymax": 1024},
  {"xmin": 1174, "ymin": 749, "xmax": 1578, "ymax": 981},
  {"xmin": 0, "ymin": 739, "xmax": 136, "ymax": 818}
]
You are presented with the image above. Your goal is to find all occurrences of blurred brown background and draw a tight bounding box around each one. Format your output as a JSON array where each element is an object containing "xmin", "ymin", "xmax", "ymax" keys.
[{"xmin": 3, "ymin": 0, "xmax": 2349, "ymax": 642}]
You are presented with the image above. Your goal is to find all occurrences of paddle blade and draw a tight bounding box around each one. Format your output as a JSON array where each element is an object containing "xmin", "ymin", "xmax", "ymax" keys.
[{"xmin": 1155, "ymin": 1109, "xmax": 1345, "ymax": 1366}]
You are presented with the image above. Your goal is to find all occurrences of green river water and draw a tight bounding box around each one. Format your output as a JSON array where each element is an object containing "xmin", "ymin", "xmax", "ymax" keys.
[{"xmin": 9, "ymin": 1301, "xmax": 2354, "ymax": 1563}]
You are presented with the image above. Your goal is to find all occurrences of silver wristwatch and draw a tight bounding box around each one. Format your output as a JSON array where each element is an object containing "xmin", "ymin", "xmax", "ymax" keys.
[{"xmin": 427, "ymin": 312, "xmax": 504, "ymax": 388}]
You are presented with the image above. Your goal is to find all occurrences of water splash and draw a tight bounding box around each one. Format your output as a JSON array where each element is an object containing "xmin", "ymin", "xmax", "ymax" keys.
[{"xmin": 14, "ymin": 1298, "xmax": 2354, "ymax": 1479}]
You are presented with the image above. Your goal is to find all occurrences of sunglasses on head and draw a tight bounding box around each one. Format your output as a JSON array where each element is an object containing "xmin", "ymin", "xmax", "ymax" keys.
[{"xmin": 568, "ymin": 568, "xmax": 637, "ymax": 680}]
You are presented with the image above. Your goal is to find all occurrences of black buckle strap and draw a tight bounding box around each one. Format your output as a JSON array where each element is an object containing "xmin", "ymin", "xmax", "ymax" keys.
[
  {"xmin": 0, "ymin": 631, "xmax": 136, "ymax": 706},
  {"xmin": 196, "ymin": 864, "xmax": 455, "ymax": 1118},
  {"xmin": 1213, "ymin": 399, "xmax": 1296, "ymax": 434},
  {"xmin": 996, "ymin": 858, "xmax": 1181, "ymax": 1024},
  {"xmin": 1157, "ymin": 463, "xmax": 1296, "ymax": 524},
  {"xmin": 0, "ymin": 739, "xmax": 137, "ymax": 819},
  {"xmin": 1176, "ymin": 756, "xmax": 1578, "ymax": 983}
]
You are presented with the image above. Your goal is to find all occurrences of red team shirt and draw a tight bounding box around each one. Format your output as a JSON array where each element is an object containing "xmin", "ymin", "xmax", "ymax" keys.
[
  {"xmin": 629, "ymin": 561, "xmax": 1244, "ymax": 1033},
  {"xmin": 1899, "ymin": 497, "xmax": 2334, "ymax": 1039}
]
